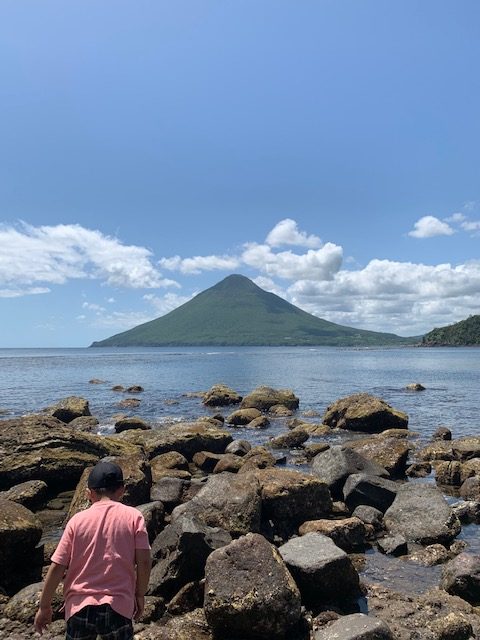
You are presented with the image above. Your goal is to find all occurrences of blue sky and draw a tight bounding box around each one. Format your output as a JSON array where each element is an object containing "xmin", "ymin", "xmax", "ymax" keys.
[{"xmin": 0, "ymin": 1, "xmax": 479, "ymax": 347}]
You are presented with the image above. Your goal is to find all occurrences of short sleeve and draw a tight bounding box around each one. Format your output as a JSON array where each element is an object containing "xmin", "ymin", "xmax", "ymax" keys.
[
  {"xmin": 51, "ymin": 520, "xmax": 74, "ymax": 567},
  {"xmin": 134, "ymin": 513, "xmax": 150, "ymax": 550}
]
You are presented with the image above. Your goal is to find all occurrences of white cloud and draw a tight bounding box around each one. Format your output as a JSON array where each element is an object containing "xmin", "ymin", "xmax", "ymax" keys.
[
  {"xmin": 159, "ymin": 254, "xmax": 240, "ymax": 275},
  {"xmin": 143, "ymin": 292, "xmax": 194, "ymax": 315},
  {"xmin": 461, "ymin": 220, "xmax": 480, "ymax": 235},
  {"xmin": 0, "ymin": 222, "xmax": 178, "ymax": 296},
  {"xmin": 445, "ymin": 212, "xmax": 466, "ymax": 223},
  {"xmin": 82, "ymin": 302, "xmax": 106, "ymax": 312},
  {"xmin": 0, "ymin": 286, "xmax": 50, "ymax": 298},
  {"xmin": 408, "ymin": 215, "xmax": 455, "ymax": 238},
  {"xmin": 265, "ymin": 218, "xmax": 322, "ymax": 248}
]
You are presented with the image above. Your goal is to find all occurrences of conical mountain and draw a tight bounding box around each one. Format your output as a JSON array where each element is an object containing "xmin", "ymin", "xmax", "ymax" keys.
[{"xmin": 91, "ymin": 274, "xmax": 411, "ymax": 347}]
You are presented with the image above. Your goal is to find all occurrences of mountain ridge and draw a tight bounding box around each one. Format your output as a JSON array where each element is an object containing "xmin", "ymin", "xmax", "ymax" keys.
[
  {"xmin": 422, "ymin": 314, "xmax": 480, "ymax": 346},
  {"xmin": 90, "ymin": 274, "xmax": 414, "ymax": 347}
]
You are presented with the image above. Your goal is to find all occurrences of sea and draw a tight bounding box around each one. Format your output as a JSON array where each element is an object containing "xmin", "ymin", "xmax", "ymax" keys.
[{"xmin": 1, "ymin": 345, "xmax": 479, "ymax": 594}]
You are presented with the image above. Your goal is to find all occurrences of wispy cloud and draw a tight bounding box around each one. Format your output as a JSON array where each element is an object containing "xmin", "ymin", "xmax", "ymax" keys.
[
  {"xmin": 408, "ymin": 215, "xmax": 454, "ymax": 238},
  {"xmin": 159, "ymin": 254, "xmax": 240, "ymax": 275}
]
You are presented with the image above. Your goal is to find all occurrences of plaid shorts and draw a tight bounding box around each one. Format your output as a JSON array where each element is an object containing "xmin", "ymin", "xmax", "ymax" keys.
[{"xmin": 66, "ymin": 604, "xmax": 133, "ymax": 640}]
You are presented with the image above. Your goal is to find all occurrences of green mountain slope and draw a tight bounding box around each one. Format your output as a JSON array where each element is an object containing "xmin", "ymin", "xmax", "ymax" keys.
[
  {"xmin": 422, "ymin": 315, "xmax": 480, "ymax": 346},
  {"xmin": 91, "ymin": 274, "xmax": 413, "ymax": 347}
]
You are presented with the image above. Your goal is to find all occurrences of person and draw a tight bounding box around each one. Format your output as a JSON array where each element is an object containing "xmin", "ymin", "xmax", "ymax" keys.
[{"xmin": 34, "ymin": 461, "xmax": 151, "ymax": 639}]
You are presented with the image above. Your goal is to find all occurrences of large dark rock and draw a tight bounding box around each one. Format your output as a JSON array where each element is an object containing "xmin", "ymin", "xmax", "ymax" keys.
[
  {"xmin": 48, "ymin": 396, "xmax": 91, "ymax": 423},
  {"xmin": 241, "ymin": 386, "xmax": 299, "ymax": 411},
  {"xmin": 322, "ymin": 394, "xmax": 408, "ymax": 433},
  {"xmin": 279, "ymin": 532, "xmax": 360, "ymax": 609},
  {"xmin": 114, "ymin": 416, "xmax": 151, "ymax": 433},
  {"xmin": 269, "ymin": 429, "xmax": 309, "ymax": 449},
  {"xmin": 0, "ymin": 480, "xmax": 48, "ymax": 511},
  {"xmin": 225, "ymin": 439, "xmax": 251, "ymax": 456},
  {"xmin": 151, "ymin": 477, "xmax": 188, "ymax": 510},
  {"xmin": 149, "ymin": 516, "xmax": 231, "ymax": 600},
  {"xmin": 441, "ymin": 553, "xmax": 480, "ymax": 604},
  {"xmin": 3, "ymin": 582, "xmax": 64, "ymax": 624},
  {"xmin": 311, "ymin": 446, "xmax": 388, "ymax": 498},
  {"xmin": 314, "ymin": 613, "xmax": 394, "ymax": 640},
  {"xmin": 249, "ymin": 468, "xmax": 332, "ymax": 538},
  {"xmin": 237, "ymin": 446, "xmax": 277, "ymax": 473},
  {"xmin": 343, "ymin": 473, "xmax": 399, "ymax": 512},
  {"xmin": 0, "ymin": 499, "xmax": 43, "ymax": 595},
  {"xmin": 344, "ymin": 436, "xmax": 410, "ymax": 477},
  {"xmin": 118, "ymin": 421, "xmax": 232, "ymax": 460},
  {"xmin": 384, "ymin": 484, "xmax": 461, "ymax": 545},
  {"xmin": 134, "ymin": 608, "xmax": 213, "ymax": 640},
  {"xmin": 204, "ymin": 533, "xmax": 301, "ymax": 639},
  {"xmin": 0, "ymin": 416, "xmax": 141, "ymax": 490},
  {"xmin": 203, "ymin": 384, "xmax": 242, "ymax": 407},
  {"xmin": 136, "ymin": 501, "xmax": 165, "ymax": 543},
  {"xmin": 298, "ymin": 517, "xmax": 368, "ymax": 552},
  {"xmin": 171, "ymin": 471, "xmax": 262, "ymax": 536}
]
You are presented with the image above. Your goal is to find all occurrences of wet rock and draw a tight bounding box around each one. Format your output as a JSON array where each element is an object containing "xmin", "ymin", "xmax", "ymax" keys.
[
  {"xmin": 203, "ymin": 384, "xmax": 242, "ymax": 407},
  {"xmin": 299, "ymin": 423, "xmax": 331, "ymax": 436},
  {"xmin": 304, "ymin": 443, "xmax": 330, "ymax": 460},
  {"xmin": 118, "ymin": 421, "xmax": 232, "ymax": 460},
  {"xmin": 384, "ymin": 483, "xmax": 461, "ymax": 545},
  {"xmin": 89, "ymin": 378, "xmax": 105, "ymax": 384},
  {"xmin": 237, "ymin": 446, "xmax": 277, "ymax": 473},
  {"xmin": 136, "ymin": 501, "xmax": 165, "ymax": 543},
  {"xmin": 241, "ymin": 386, "xmax": 300, "ymax": 411},
  {"xmin": 406, "ymin": 462, "xmax": 431, "ymax": 477},
  {"xmin": 149, "ymin": 516, "xmax": 231, "ymax": 600},
  {"xmin": 213, "ymin": 454, "xmax": 244, "ymax": 474},
  {"xmin": 279, "ymin": 532, "xmax": 360, "ymax": 609},
  {"xmin": 406, "ymin": 383, "xmax": 426, "ymax": 391},
  {"xmin": 343, "ymin": 473, "xmax": 399, "ymax": 513},
  {"xmin": 322, "ymin": 393, "xmax": 408, "ymax": 433},
  {"xmin": 192, "ymin": 451, "xmax": 224, "ymax": 472},
  {"xmin": 269, "ymin": 429, "xmax": 309, "ymax": 449},
  {"xmin": 299, "ymin": 517, "xmax": 367, "ymax": 552},
  {"xmin": 118, "ymin": 397, "xmax": 141, "ymax": 408},
  {"xmin": 352, "ymin": 505, "xmax": 384, "ymax": 532},
  {"xmin": 247, "ymin": 415, "xmax": 270, "ymax": 429},
  {"xmin": 112, "ymin": 385, "xmax": 125, "ymax": 392},
  {"xmin": 0, "ymin": 417, "xmax": 143, "ymax": 490},
  {"xmin": 226, "ymin": 408, "xmax": 262, "ymax": 425},
  {"xmin": 150, "ymin": 452, "xmax": 191, "ymax": 482},
  {"xmin": 114, "ymin": 416, "xmax": 151, "ymax": 433},
  {"xmin": 0, "ymin": 499, "xmax": 43, "ymax": 595},
  {"xmin": 311, "ymin": 445, "xmax": 388, "ymax": 499},
  {"xmin": 0, "ymin": 480, "xmax": 48, "ymax": 511},
  {"xmin": 344, "ymin": 436, "xmax": 410, "ymax": 477},
  {"xmin": 434, "ymin": 426, "xmax": 453, "ymax": 441},
  {"xmin": 269, "ymin": 404, "xmax": 294, "ymax": 417},
  {"xmin": 377, "ymin": 534, "xmax": 407, "ymax": 556},
  {"xmin": 127, "ymin": 385, "xmax": 144, "ymax": 393},
  {"xmin": 250, "ymin": 467, "xmax": 332, "ymax": 538},
  {"xmin": 134, "ymin": 608, "xmax": 212, "ymax": 640},
  {"xmin": 3, "ymin": 582, "xmax": 63, "ymax": 623},
  {"xmin": 68, "ymin": 416, "xmax": 100, "ymax": 432},
  {"xmin": 314, "ymin": 613, "xmax": 394, "ymax": 639},
  {"xmin": 225, "ymin": 439, "xmax": 251, "ymax": 456},
  {"xmin": 441, "ymin": 553, "xmax": 480, "ymax": 604},
  {"xmin": 409, "ymin": 543, "xmax": 450, "ymax": 566},
  {"xmin": 434, "ymin": 461, "xmax": 463, "ymax": 486},
  {"xmin": 418, "ymin": 440, "xmax": 455, "ymax": 461},
  {"xmin": 151, "ymin": 477, "xmax": 188, "ymax": 510},
  {"xmin": 460, "ymin": 476, "xmax": 480, "ymax": 500},
  {"xmin": 204, "ymin": 533, "xmax": 301, "ymax": 639},
  {"xmin": 171, "ymin": 472, "xmax": 262, "ymax": 536},
  {"xmin": 48, "ymin": 396, "xmax": 91, "ymax": 423},
  {"xmin": 452, "ymin": 500, "xmax": 480, "ymax": 524}
]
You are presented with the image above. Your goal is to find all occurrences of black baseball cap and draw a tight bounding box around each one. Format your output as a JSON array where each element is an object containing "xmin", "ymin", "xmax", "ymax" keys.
[{"xmin": 88, "ymin": 461, "xmax": 124, "ymax": 490}]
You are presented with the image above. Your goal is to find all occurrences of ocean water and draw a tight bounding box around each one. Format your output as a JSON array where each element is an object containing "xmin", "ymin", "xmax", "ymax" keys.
[{"xmin": 0, "ymin": 346, "xmax": 479, "ymax": 444}]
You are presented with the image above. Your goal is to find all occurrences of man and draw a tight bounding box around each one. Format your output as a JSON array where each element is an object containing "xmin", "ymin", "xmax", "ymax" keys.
[{"xmin": 34, "ymin": 461, "xmax": 151, "ymax": 639}]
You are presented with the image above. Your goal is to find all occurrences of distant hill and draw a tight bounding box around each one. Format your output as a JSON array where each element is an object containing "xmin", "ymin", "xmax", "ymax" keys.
[
  {"xmin": 90, "ymin": 274, "xmax": 414, "ymax": 347},
  {"xmin": 422, "ymin": 315, "xmax": 480, "ymax": 346}
]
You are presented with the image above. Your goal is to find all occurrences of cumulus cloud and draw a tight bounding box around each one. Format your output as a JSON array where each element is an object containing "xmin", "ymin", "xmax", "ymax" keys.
[
  {"xmin": 159, "ymin": 254, "xmax": 240, "ymax": 275},
  {"xmin": 0, "ymin": 222, "xmax": 178, "ymax": 296},
  {"xmin": 265, "ymin": 218, "xmax": 322, "ymax": 248},
  {"xmin": 408, "ymin": 216, "xmax": 455, "ymax": 238}
]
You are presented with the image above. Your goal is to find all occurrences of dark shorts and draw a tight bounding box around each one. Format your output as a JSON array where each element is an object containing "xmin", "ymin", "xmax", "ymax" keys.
[{"xmin": 66, "ymin": 604, "xmax": 133, "ymax": 640}]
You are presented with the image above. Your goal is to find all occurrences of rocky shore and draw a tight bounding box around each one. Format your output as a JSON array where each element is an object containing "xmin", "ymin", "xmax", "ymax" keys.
[{"xmin": 1, "ymin": 384, "xmax": 480, "ymax": 639}]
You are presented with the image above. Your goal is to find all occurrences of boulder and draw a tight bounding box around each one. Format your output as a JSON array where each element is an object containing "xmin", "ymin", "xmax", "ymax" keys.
[
  {"xmin": 127, "ymin": 385, "xmax": 144, "ymax": 393},
  {"xmin": 237, "ymin": 446, "xmax": 277, "ymax": 473},
  {"xmin": 384, "ymin": 484, "xmax": 460, "ymax": 545},
  {"xmin": 377, "ymin": 534, "xmax": 407, "ymax": 556},
  {"xmin": 48, "ymin": 396, "xmax": 91, "ymax": 423},
  {"xmin": 433, "ymin": 426, "xmax": 452, "ymax": 441},
  {"xmin": 0, "ymin": 416, "xmax": 142, "ymax": 490},
  {"xmin": 460, "ymin": 476, "xmax": 480, "ymax": 500},
  {"xmin": 249, "ymin": 468, "xmax": 332, "ymax": 538},
  {"xmin": 166, "ymin": 580, "xmax": 204, "ymax": 616},
  {"xmin": 225, "ymin": 439, "xmax": 251, "ymax": 456},
  {"xmin": 0, "ymin": 480, "xmax": 48, "ymax": 511},
  {"xmin": 299, "ymin": 517, "xmax": 367, "ymax": 552},
  {"xmin": 112, "ymin": 385, "xmax": 125, "ymax": 392},
  {"xmin": 134, "ymin": 608, "xmax": 212, "ymax": 640},
  {"xmin": 314, "ymin": 613, "xmax": 394, "ymax": 640},
  {"xmin": 213, "ymin": 454, "xmax": 244, "ymax": 474},
  {"xmin": 269, "ymin": 429, "xmax": 309, "ymax": 449},
  {"xmin": 171, "ymin": 471, "xmax": 262, "ymax": 537},
  {"xmin": 311, "ymin": 445, "xmax": 388, "ymax": 498},
  {"xmin": 192, "ymin": 451, "xmax": 224, "ymax": 472},
  {"xmin": 352, "ymin": 505, "xmax": 384, "ymax": 532},
  {"xmin": 114, "ymin": 416, "xmax": 150, "ymax": 433},
  {"xmin": 406, "ymin": 462, "xmax": 431, "ymax": 477},
  {"xmin": 136, "ymin": 501, "xmax": 165, "ymax": 543},
  {"xmin": 150, "ymin": 451, "xmax": 191, "ymax": 482},
  {"xmin": 149, "ymin": 516, "xmax": 231, "ymax": 600},
  {"xmin": 441, "ymin": 553, "xmax": 480, "ymax": 604},
  {"xmin": 322, "ymin": 393, "xmax": 408, "ymax": 433},
  {"xmin": 151, "ymin": 477, "xmax": 188, "ymax": 510},
  {"xmin": 269, "ymin": 404, "xmax": 294, "ymax": 417},
  {"xmin": 226, "ymin": 408, "xmax": 262, "ymax": 425},
  {"xmin": 279, "ymin": 532, "xmax": 360, "ymax": 609},
  {"xmin": 343, "ymin": 474, "xmax": 399, "ymax": 512},
  {"xmin": 67, "ymin": 452, "xmax": 152, "ymax": 519},
  {"xmin": 344, "ymin": 436, "xmax": 410, "ymax": 477},
  {"xmin": 118, "ymin": 421, "xmax": 232, "ymax": 460},
  {"xmin": 409, "ymin": 544, "xmax": 450, "ymax": 566},
  {"xmin": 434, "ymin": 461, "xmax": 463, "ymax": 486},
  {"xmin": 241, "ymin": 386, "xmax": 300, "ymax": 411},
  {"xmin": 3, "ymin": 581, "xmax": 63, "ymax": 624},
  {"xmin": 247, "ymin": 415, "xmax": 270, "ymax": 429},
  {"xmin": 68, "ymin": 416, "xmax": 99, "ymax": 432},
  {"xmin": 203, "ymin": 384, "xmax": 242, "ymax": 407},
  {"xmin": 204, "ymin": 533, "xmax": 301, "ymax": 639},
  {"xmin": 118, "ymin": 397, "xmax": 141, "ymax": 408},
  {"xmin": 406, "ymin": 383, "xmax": 426, "ymax": 391},
  {"xmin": 0, "ymin": 499, "xmax": 43, "ymax": 595}
]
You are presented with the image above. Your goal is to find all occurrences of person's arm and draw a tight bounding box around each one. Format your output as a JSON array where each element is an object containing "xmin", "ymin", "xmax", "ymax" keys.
[
  {"xmin": 34, "ymin": 562, "xmax": 66, "ymax": 635},
  {"xmin": 134, "ymin": 548, "xmax": 151, "ymax": 620}
]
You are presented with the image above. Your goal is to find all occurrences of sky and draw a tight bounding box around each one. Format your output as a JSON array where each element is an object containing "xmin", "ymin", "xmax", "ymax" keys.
[{"xmin": 0, "ymin": 1, "xmax": 479, "ymax": 347}]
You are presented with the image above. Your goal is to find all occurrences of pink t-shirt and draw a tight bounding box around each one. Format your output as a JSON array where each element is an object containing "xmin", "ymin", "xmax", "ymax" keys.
[{"xmin": 51, "ymin": 499, "xmax": 150, "ymax": 620}]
